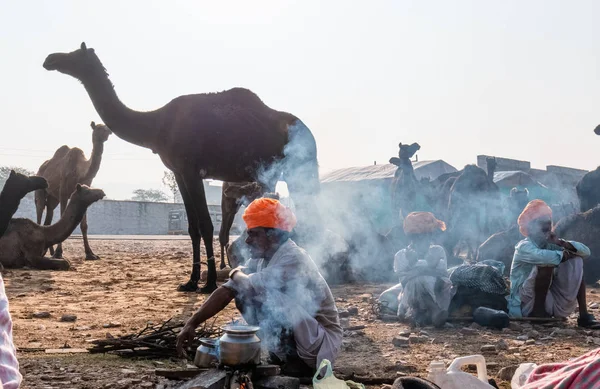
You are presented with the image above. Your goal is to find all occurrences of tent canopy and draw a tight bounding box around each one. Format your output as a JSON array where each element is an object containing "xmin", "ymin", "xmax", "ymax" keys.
[{"xmin": 321, "ymin": 160, "xmax": 457, "ymax": 183}]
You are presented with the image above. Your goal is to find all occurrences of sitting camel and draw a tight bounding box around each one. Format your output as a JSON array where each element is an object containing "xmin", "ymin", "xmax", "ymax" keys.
[
  {"xmin": 218, "ymin": 182, "xmax": 266, "ymax": 269},
  {"xmin": 576, "ymin": 166, "xmax": 600, "ymax": 212},
  {"xmin": 35, "ymin": 121, "xmax": 111, "ymax": 260},
  {"xmin": 0, "ymin": 171, "xmax": 48, "ymax": 237},
  {"xmin": 554, "ymin": 205, "xmax": 600, "ymax": 285},
  {"xmin": 0, "ymin": 184, "xmax": 105, "ymax": 270}
]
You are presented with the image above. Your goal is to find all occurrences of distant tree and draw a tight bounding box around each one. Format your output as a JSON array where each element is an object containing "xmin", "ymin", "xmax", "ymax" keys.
[
  {"xmin": 162, "ymin": 171, "xmax": 179, "ymax": 203},
  {"xmin": 0, "ymin": 166, "xmax": 36, "ymax": 194},
  {"xmin": 131, "ymin": 189, "xmax": 169, "ymax": 202}
]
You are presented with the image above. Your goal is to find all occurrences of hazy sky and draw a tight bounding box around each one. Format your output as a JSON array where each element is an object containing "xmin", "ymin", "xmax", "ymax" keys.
[{"xmin": 1, "ymin": 1, "xmax": 598, "ymax": 200}]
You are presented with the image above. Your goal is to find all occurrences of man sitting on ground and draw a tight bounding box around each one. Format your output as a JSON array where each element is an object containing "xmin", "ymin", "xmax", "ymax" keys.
[
  {"xmin": 507, "ymin": 199, "xmax": 600, "ymax": 328},
  {"xmin": 176, "ymin": 198, "xmax": 343, "ymax": 373},
  {"xmin": 379, "ymin": 212, "xmax": 453, "ymax": 327}
]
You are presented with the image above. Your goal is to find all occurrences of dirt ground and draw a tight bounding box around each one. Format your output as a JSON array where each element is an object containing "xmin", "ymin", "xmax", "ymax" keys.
[{"xmin": 5, "ymin": 238, "xmax": 600, "ymax": 389}]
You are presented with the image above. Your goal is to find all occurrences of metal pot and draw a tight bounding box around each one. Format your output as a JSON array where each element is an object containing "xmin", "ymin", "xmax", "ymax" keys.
[
  {"xmin": 194, "ymin": 338, "xmax": 218, "ymax": 368},
  {"xmin": 218, "ymin": 324, "xmax": 261, "ymax": 366}
]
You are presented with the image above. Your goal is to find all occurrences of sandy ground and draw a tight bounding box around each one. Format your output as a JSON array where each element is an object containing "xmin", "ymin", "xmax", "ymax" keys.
[{"xmin": 5, "ymin": 238, "xmax": 600, "ymax": 389}]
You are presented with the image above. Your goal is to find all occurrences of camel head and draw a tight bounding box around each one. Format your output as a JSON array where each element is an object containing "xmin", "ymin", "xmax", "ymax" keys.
[
  {"xmin": 43, "ymin": 42, "xmax": 101, "ymax": 81},
  {"xmin": 397, "ymin": 142, "xmax": 421, "ymax": 160},
  {"xmin": 90, "ymin": 121, "xmax": 112, "ymax": 144},
  {"xmin": 2, "ymin": 171, "xmax": 48, "ymax": 199},
  {"xmin": 595, "ymin": 125, "xmax": 600, "ymax": 135},
  {"xmin": 69, "ymin": 184, "xmax": 106, "ymax": 206},
  {"xmin": 509, "ymin": 187, "xmax": 530, "ymax": 210}
]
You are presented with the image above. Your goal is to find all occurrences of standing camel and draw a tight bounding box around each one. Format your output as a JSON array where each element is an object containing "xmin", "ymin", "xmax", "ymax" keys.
[
  {"xmin": 35, "ymin": 121, "xmax": 112, "ymax": 260},
  {"xmin": 389, "ymin": 142, "xmax": 422, "ymax": 217},
  {"xmin": 444, "ymin": 160, "xmax": 500, "ymax": 261},
  {"xmin": 1, "ymin": 171, "xmax": 48, "ymax": 237},
  {"xmin": 218, "ymin": 182, "xmax": 266, "ymax": 270},
  {"xmin": 44, "ymin": 42, "xmax": 320, "ymax": 293}
]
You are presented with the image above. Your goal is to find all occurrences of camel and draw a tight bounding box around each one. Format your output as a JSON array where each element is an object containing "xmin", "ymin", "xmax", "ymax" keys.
[
  {"xmin": 554, "ymin": 205, "xmax": 600, "ymax": 285},
  {"xmin": 476, "ymin": 225, "xmax": 521, "ymax": 275},
  {"xmin": 444, "ymin": 159, "xmax": 501, "ymax": 261},
  {"xmin": 218, "ymin": 181, "xmax": 266, "ymax": 269},
  {"xmin": 0, "ymin": 171, "xmax": 48, "ymax": 237},
  {"xmin": 576, "ymin": 166, "xmax": 600, "ymax": 212},
  {"xmin": 0, "ymin": 184, "xmax": 105, "ymax": 270},
  {"xmin": 44, "ymin": 42, "xmax": 321, "ymax": 293},
  {"xmin": 390, "ymin": 142, "xmax": 421, "ymax": 217},
  {"xmin": 35, "ymin": 121, "xmax": 112, "ymax": 260}
]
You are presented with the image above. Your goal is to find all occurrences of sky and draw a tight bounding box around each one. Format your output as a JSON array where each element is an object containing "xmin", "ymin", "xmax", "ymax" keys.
[{"xmin": 0, "ymin": 1, "xmax": 598, "ymax": 200}]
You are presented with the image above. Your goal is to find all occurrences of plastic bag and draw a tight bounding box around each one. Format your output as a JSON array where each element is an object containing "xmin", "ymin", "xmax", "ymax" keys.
[
  {"xmin": 510, "ymin": 363, "xmax": 537, "ymax": 388},
  {"xmin": 313, "ymin": 359, "xmax": 365, "ymax": 389}
]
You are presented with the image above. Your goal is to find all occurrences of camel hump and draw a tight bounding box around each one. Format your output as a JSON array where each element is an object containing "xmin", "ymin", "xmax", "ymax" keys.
[
  {"xmin": 65, "ymin": 147, "xmax": 86, "ymax": 162},
  {"xmin": 51, "ymin": 145, "xmax": 72, "ymax": 159}
]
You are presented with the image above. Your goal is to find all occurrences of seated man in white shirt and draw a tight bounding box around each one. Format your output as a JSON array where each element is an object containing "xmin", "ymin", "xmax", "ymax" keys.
[
  {"xmin": 176, "ymin": 198, "xmax": 342, "ymax": 374},
  {"xmin": 379, "ymin": 212, "xmax": 453, "ymax": 327}
]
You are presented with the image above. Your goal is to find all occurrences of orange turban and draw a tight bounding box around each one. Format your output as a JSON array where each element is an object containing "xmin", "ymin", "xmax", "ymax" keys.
[
  {"xmin": 403, "ymin": 212, "xmax": 446, "ymax": 235},
  {"xmin": 517, "ymin": 199, "xmax": 552, "ymax": 236},
  {"xmin": 243, "ymin": 198, "xmax": 297, "ymax": 232}
]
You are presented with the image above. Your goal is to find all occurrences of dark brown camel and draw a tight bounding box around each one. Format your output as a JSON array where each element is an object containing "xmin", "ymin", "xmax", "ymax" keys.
[
  {"xmin": 576, "ymin": 166, "xmax": 600, "ymax": 212},
  {"xmin": 44, "ymin": 42, "xmax": 320, "ymax": 293},
  {"xmin": 0, "ymin": 171, "xmax": 48, "ymax": 237},
  {"xmin": 390, "ymin": 142, "xmax": 421, "ymax": 217},
  {"xmin": 476, "ymin": 187, "xmax": 529, "ymax": 274},
  {"xmin": 554, "ymin": 205, "xmax": 600, "ymax": 285},
  {"xmin": 35, "ymin": 121, "xmax": 111, "ymax": 260},
  {"xmin": 218, "ymin": 181, "xmax": 266, "ymax": 270}
]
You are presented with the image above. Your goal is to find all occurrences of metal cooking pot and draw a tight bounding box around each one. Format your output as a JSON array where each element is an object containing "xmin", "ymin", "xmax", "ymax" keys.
[
  {"xmin": 194, "ymin": 338, "xmax": 218, "ymax": 368},
  {"xmin": 218, "ymin": 324, "xmax": 261, "ymax": 366}
]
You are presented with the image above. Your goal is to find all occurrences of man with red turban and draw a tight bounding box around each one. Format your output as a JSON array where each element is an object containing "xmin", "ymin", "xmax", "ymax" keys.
[
  {"xmin": 177, "ymin": 198, "xmax": 342, "ymax": 374},
  {"xmin": 508, "ymin": 200, "xmax": 600, "ymax": 327}
]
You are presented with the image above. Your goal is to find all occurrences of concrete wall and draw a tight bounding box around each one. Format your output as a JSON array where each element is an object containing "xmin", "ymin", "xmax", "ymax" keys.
[{"xmin": 11, "ymin": 198, "xmax": 222, "ymax": 235}]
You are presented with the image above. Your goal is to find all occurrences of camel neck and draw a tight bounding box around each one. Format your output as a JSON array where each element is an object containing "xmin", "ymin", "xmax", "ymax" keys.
[
  {"xmin": 82, "ymin": 69, "xmax": 160, "ymax": 151},
  {"xmin": 0, "ymin": 192, "xmax": 19, "ymax": 237},
  {"xmin": 43, "ymin": 198, "xmax": 88, "ymax": 246},
  {"xmin": 83, "ymin": 142, "xmax": 104, "ymax": 183}
]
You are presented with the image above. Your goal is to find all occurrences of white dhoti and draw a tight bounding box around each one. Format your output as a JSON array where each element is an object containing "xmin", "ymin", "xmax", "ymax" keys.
[{"xmin": 520, "ymin": 257, "xmax": 583, "ymax": 318}]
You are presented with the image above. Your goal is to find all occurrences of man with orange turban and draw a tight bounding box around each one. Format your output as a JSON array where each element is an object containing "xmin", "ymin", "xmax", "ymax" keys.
[
  {"xmin": 379, "ymin": 212, "xmax": 453, "ymax": 328},
  {"xmin": 177, "ymin": 198, "xmax": 343, "ymax": 374},
  {"xmin": 508, "ymin": 200, "xmax": 599, "ymax": 328}
]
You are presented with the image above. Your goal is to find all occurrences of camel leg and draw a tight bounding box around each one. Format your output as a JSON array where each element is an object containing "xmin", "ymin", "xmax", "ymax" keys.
[
  {"xmin": 35, "ymin": 190, "xmax": 45, "ymax": 225},
  {"xmin": 184, "ymin": 177, "xmax": 217, "ymax": 294},
  {"xmin": 218, "ymin": 199, "xmax": 241, "ymax": 270},
  {"xmin": 174, "ymin": 173, "xmax": 201, "ymax": 292},
  {"xmin": 43, "ymin": 206, "xmax": 55, "ymax": 256},
  {"xmin": 81, "ymin": 213, "xmax": 99, "ymax": 260},
  {"xmin": 52, "ymin": 192, "xmax": 68, "ymax": 259},
  {"xmin": 27, "ymin": 254, "xmax": 71, "ymax": 271}
]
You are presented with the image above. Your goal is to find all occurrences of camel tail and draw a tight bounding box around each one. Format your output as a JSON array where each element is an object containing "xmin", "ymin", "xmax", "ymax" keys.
[{"xmin": 283, "ymin": 118, "xmax": 320, "ymax": 196}]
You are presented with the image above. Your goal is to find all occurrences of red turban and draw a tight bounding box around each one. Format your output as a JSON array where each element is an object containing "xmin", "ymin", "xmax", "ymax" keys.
[
  {"xmin": 243, "ymin": 198, "xmax": 297, "ymax": 232},
  {"xmin": 403, "ymin": 212, "xmax": 446, "ymax": 235},
  {"xmin": 517, "ymin": 199, "xmax": 552, "ymax": 236}
]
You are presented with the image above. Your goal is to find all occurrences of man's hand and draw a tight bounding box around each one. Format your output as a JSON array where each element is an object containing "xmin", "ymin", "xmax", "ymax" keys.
[{"xmin": 176, "ymin": 323, "xmax": 197, "ymax": 358}]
